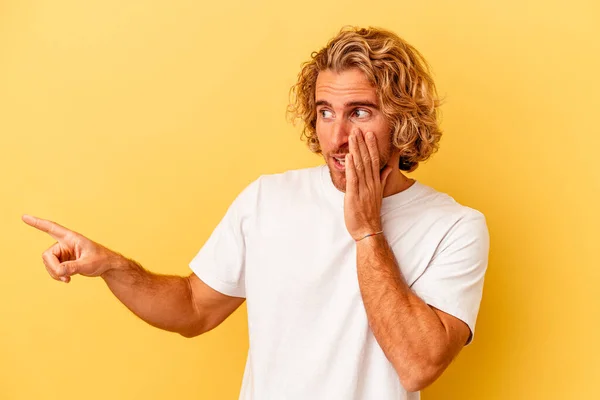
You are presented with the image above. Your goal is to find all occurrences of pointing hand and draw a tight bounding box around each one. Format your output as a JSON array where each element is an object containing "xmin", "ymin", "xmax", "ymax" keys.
[{"xmin": 22, "ymin": 215, "xmax": 121, "ymax": 283}]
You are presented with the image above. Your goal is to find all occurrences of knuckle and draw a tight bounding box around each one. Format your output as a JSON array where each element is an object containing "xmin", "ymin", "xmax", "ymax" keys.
[
  {"xmin": 66, "ymin": 262, "xmax": 77, "ymax": 274},
  {"xmin": 48, "ymin": 264, "xmax": 59, "ymax": 276}
]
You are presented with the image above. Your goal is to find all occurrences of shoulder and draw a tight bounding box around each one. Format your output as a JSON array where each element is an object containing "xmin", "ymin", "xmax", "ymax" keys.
[
  {"xmin": 411, "ymin": 183, "xmax": 487, "ymax": 225},
  {"xmin": 244, "ymin": 166, "xmax": 323, "ymax": 203},
  {"xmin": 395, "ymin": 183, "xmax": 489, "ymax": 247},
  {"xmin": 423, "ymin": 186, "xmax": 489, "ymax": 251},
  {"xmin": 232, "ymin": 166, "xmax": 321, "ymax": 210},
  {"xmin": 255, "ymin": 165, "xmax": 321, "ymax": 190}
]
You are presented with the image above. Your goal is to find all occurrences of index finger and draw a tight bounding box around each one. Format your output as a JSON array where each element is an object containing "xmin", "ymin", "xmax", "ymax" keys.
[{"xmin": 22, "ymin": 214, "xmax": 72, "ymax": 241}]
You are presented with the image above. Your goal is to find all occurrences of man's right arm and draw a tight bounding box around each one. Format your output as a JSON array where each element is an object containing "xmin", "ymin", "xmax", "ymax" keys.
[
  {"xmin": 22, "ymin": 214, "xmax": 243, "ymax": 338},
  {"xmin": 102, "ymin": 259, "xmax": 244, "ymax": 337}
]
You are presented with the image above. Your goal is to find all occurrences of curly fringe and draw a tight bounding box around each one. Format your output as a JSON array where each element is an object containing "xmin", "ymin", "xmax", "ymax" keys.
[{"xmin": 287, "ymin": 26, "xmax": 443, "ymax": 172}]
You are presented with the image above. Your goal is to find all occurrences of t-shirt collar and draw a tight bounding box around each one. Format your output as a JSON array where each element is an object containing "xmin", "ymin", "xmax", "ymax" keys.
[{"xmin": 318, "ymin": 164, "xmax": 425, "ymax": 212}]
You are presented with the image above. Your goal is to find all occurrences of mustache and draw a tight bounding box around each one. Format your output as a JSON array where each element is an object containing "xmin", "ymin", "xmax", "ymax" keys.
[{"xmin": 329, "ymin": 148, "xmax": 349, "ymax": 155}]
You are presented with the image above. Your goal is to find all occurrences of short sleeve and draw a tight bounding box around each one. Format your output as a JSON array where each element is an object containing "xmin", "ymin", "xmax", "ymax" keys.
[
  {"xmin": 189, "ymin": 180, "xmax": 258, "ymax": 298},
  {"xmin": 410, "ymin": 210, "xmax": 490, "ymax": 345}
]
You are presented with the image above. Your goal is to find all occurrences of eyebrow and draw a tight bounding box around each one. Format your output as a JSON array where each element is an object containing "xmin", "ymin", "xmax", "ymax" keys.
[{"xmin": 315, "ymin": 100, "xmax": 379, "ymax": 109}]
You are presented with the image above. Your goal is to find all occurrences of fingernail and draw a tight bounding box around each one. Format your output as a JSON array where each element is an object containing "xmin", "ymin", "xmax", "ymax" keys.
[{"xmin": 367, "ymin": 132, "xmax": 374, "ymax": 139}]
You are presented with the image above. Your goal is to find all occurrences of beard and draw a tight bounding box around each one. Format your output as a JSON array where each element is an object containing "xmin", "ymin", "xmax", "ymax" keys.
[
  {"xmin": 329, "ymin": 166, "xmax": 348, "ymax": 192},
  {"xmin": 326, "ymin": 141, "xmax": 393, "ymax": 192}
]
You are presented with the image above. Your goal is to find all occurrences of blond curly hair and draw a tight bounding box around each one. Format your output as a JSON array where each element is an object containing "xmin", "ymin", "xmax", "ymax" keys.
[{"xmin": 287, "ymin": 26, "xmax": 442, "ymax": 172}]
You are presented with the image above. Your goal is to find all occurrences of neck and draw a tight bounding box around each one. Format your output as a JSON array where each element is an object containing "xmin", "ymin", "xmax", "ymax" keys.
[{"xmin": 382, "ymin": 166, "xmax": 415, "ymax": 198}]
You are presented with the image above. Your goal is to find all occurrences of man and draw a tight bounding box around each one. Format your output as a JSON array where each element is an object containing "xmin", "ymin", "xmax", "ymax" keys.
[{"xmin": 23, "ymin": 26, "xmax": 489, "ymax": 399}]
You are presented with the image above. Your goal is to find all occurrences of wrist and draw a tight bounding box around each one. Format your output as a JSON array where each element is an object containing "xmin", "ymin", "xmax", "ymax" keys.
[
  {"xmin": 101, "ymin": 252, "xmax": 135, "ymax": 279},
  {"xmin": 352, "ymin": 221, "xmax": 383, "ymax": 241},
  {"xmin": 354, "ymin": 230, "xmax": 384, "ymax": 242}
]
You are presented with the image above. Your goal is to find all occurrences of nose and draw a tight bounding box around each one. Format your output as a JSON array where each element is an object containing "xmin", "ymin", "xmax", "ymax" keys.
[{"xmin": 331, "ymin": 119, "xmax": 353, "ymax": 150}]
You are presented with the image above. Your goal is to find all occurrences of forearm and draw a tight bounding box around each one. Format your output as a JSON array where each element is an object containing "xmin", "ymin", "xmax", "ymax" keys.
[
  {"xmin": 101, "ymin": 256, "xmax": 201, "ymax": 337},
  {"xmin": 356, "ymin": 234, "xmax": 448, "ymax": 390}
]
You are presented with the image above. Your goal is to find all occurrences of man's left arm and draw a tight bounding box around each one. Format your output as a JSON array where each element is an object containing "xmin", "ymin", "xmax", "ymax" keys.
[
  {"xmin": 343, "ymin": 129, "xmax": 478, "ymax": 392},
  {"xmin": 355, "ymin": 234, "xmax": 470, "ymax": 392}
]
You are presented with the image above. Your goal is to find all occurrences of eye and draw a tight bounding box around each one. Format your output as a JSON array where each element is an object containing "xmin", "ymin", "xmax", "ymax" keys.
[
  {"xmin": 319, "ymin": 109, "xmax": 334, "ymax": 119},
  {"xmin": 352, "ymin": 109, "xmax": 370, "ymax": 119}
]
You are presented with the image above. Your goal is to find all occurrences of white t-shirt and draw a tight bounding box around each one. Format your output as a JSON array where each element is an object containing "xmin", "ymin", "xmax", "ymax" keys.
[{"xmin": 189, "ymin": 165, "xmax": 490, "ymax": 400}]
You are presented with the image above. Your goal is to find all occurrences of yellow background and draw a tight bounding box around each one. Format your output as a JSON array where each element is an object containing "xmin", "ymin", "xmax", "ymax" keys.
[{"xmin": 1, "ymin": 1, "xmax": 598, "ymax": 399}]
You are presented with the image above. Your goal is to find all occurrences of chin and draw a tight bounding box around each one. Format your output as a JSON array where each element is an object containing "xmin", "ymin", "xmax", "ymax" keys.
[
  {"xmin": 333, "ymin": 178, "xmax": 346, "ymax": 192},
  {"xmin": 327, "ymin": 164, "xmax": 347, "ymax": 192}
]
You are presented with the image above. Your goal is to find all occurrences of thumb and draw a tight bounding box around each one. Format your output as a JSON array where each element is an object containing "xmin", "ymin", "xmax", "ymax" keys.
[{"xmin": 60, "ymin": 261, "xmax": 80, "ymax": 276}]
